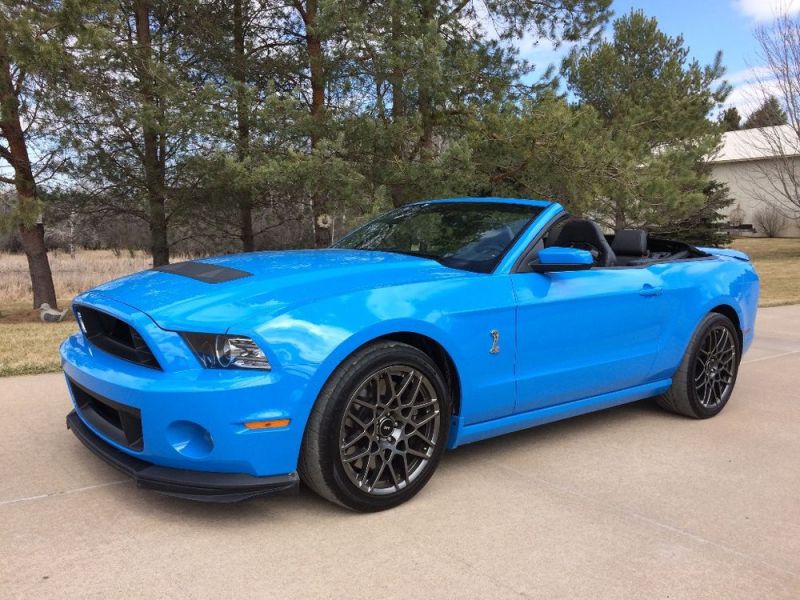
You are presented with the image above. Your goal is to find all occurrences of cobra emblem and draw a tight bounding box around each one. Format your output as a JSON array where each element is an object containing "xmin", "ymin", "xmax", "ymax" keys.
[{"xmin": 489, "ymin": 329, "xmax": 500, "ymax": 354}]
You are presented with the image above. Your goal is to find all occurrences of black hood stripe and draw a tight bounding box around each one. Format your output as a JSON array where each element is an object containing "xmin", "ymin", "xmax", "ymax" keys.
[{"xmin": 153, "ymin": 261, "xmax": 252, "ymax": 283}]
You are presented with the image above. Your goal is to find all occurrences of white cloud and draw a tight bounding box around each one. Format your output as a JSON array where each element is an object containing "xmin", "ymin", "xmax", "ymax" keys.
[
  {"xmin": 725, "ymin": 66, "xmax": 773, "ymax": 85},
  {"xmin": 723, "ymin": 67, "xmax": 783, "ymax": 117},
  {"xmin": 735, "ymin": 0, "xmax": 800, "ymax": 21}
]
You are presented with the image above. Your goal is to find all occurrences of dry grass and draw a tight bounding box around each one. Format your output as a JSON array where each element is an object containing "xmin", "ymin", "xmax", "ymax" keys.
[
  {"xmin": 0, "ymin": 241, "xmax": 797, "ymax": 377},
  {"xmin": 731, "ymin": 237, "xmax": 800, "ymax": 307},
  {"xmin": 0, "ymin": 249, "xmax": 153, "ymax": 307},
  {"xmin": 0, "ymin": 322, "xmax": 77, "ymax": 377},
  {"xmin": 0, "ymin": 249, "xmax": 153, "ymax": 376}
]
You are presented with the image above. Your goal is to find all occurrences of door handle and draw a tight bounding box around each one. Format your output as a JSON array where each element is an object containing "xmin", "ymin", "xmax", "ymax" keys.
[{"xmin": 639, "ymin": 284, "xmax": 663, "ymax": 297}]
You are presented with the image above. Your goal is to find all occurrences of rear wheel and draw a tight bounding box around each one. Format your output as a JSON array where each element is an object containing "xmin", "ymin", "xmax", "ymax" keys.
[
  {"xmin": 657, "ymin": 312, "xmax": 741, "ymax": 418},
  {"xmin": 299, "ymin": 341, "xmax": 451, "ymax": 511}
]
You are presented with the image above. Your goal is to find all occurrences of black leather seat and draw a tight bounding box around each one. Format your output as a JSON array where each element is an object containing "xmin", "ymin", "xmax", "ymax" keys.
[
  {"xmin": 550, "ymin": 219, "xmax": 616, "ymax": 267},
  {"xmin": 611, "ymin": 229, "xmax": 648, "ymax": 266}
]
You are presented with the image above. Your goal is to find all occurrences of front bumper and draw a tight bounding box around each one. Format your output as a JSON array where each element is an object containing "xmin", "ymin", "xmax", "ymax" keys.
[
  {"xmin": 67, "ymin": 410, "xmax": 299, "ymax": 502},
  {"xmin": 61, "ymin": 293, "xmax": 315, "ymax": 481}
]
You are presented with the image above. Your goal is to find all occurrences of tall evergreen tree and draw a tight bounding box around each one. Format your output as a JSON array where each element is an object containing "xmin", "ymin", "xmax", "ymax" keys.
[
  {"xmin": 564, "ymin": 10, "xmax": 729, "ymax": 232},
  {"xmin": 69, "ymin": 1, "xmax": 210, "ymax": 265},
  {"xmin": 467, "ymin": 94, "xmax": 611, "ymax": 215},
  {"xmin": 181, "ymin": 0, "xmax": 301, "ymax": 251},
  {"xmin": 651, "ymin": 179, "xmax": 733, "ymax": 246},
  {"xmin": 743, "ymin": 95, "xmax": 788, "ymax": 129},
  {"xmin": 720, "ymin": 106, "xmax": 741, "ymax": 131},
  {"xmin": 348, "ymin": 0, "xmax": 612, "ymax": 210}
]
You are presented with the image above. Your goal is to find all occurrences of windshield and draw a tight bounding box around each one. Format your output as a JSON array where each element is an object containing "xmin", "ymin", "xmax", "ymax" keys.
[{"xmin": 335, "ymin": 201, "xmax": 543, "ymax": 273}]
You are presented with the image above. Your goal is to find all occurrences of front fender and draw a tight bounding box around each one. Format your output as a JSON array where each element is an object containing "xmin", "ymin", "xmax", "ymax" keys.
[{"xmin": 240, "ymin": 274, "xmax": 518, "ymax": 438}]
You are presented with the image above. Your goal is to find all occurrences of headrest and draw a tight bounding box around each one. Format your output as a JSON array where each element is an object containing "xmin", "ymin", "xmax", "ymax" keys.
[
  {"xmin": 557, "ymin": 219, "xmax": 605, "ymax": 244},
  {"xmin": 612, "ymin": 229, "xmax": 647, "ymax": 256}
]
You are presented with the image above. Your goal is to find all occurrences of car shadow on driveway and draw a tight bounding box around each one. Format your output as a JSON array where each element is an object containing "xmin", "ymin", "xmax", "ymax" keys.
[{"xmin": 110, "ymin": 397, "xmax": 680, "ymax": 520}]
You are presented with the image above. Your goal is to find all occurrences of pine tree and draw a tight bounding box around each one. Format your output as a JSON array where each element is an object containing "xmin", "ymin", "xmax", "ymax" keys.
[
  {"xmin": 68, "ymin": 1, "xmax": 211, "ymax": 266},
  {"xmin": 563, "ymin": 10, "xmax": 729, "ymax": 233},
  {"xmin": 180, "ymin": 0, "xmax": 303, "ymax": 251},
  {"xmin": 720, "ymin": 107, "xmax": 741, "ymax": 131},
  {"xmin": 652, "ymin": 180, "xmax": 733, "ymax": 246},
  {"xmin": 743, "ymin": 95, "xmax": 787, "ymax": 129},
  {"xmin": 347, "ymin": 0, "xmax": 612, "ymax": 210}
]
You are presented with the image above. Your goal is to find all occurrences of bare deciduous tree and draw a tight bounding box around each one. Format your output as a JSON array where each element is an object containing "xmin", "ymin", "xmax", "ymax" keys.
[
  {"xmin": 749, "ymin": 15, "xmax": 800, "ymax": 223},
  {"xmin": 753, "ymin": 204, "xmax": 787, "ymax": 237}
]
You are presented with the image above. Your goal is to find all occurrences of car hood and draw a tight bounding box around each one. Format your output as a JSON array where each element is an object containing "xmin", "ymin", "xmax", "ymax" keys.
[{"xmin": 83, "ymin": 249, "xmax": 468, "ymax": 331}]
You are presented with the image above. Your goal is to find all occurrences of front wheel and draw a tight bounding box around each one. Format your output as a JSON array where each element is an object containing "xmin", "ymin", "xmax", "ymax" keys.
[
  {"xmin": 657, "ymin": 312, "xmax": 741, "ymax": 419},
  {"xmin": 299, "ymin": 341, "xmax": 451, "ymax": 511}
]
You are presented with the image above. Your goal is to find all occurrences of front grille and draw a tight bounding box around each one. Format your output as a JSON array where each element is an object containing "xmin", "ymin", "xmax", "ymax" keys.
[
  {"xmin": 69, "ymin": 378, "xmax": 143, "ymax": 451},
  {"xmin": 74, "ymin": 305, "xmax": 160, "ymax": 370}
]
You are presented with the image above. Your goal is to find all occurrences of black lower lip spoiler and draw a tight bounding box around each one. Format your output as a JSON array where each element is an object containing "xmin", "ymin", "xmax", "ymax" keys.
[{"xmin": 66, "ymin": 411, "xmax": 299, "ymax": 503}]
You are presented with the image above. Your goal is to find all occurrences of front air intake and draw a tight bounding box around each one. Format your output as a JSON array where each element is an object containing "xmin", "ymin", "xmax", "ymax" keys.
[{"xmin": 74, "ymin": 305, "xmax": 161, "ymax": 370}]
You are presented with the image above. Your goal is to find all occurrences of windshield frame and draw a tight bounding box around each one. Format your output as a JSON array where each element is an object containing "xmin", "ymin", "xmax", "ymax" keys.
[{"xmin": 333, "ymin": 200, "xmax": 545, "ymax": 273}]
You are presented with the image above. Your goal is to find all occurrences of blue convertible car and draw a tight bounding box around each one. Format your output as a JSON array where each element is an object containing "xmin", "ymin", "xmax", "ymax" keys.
[{"xmin": 62, "ymin": 198, "xmax": 759, "ymax": 511}]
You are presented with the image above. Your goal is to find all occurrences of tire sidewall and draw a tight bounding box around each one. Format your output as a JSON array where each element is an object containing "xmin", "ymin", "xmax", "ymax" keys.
[{"xmin": 314, "ymin": 344, "xmax": 451, "ymax": 511}]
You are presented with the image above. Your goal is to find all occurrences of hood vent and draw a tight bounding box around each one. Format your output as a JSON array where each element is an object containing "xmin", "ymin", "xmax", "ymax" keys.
[{"xmin": 153, "ymin": 261, "xmax": 252, "ymax": 283}]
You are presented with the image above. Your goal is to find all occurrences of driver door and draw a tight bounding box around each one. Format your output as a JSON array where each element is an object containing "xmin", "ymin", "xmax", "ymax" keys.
[{"xmin": 511, "ymin": 261, "xmax": 667, "ymax": 414}]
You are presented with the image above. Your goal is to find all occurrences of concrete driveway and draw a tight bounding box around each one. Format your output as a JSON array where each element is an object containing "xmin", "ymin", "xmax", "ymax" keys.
[{"xmin": 1, "ymin": 305, "xmax": 799, "ymax": 599}]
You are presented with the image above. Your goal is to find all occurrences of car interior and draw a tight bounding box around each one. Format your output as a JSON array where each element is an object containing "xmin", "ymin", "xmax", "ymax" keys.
[{"xmin": 519, "ymin": 217, "xmax": 708, "ymax": 271}]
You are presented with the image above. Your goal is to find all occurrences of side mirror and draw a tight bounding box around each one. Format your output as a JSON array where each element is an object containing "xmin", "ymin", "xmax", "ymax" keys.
[{"xmin": 528, "ymin": 246, "xmax": 594, "ymax": 273}]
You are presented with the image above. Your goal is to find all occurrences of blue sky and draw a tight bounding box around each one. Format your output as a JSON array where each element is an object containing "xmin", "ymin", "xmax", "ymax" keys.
[{"xmin": 523, "ymin": 0, "xmax": 800, "ymax": 117}]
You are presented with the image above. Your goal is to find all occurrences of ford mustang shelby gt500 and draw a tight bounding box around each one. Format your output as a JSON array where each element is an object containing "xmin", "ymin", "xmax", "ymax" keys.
[{"xmin": 62, "ymin": 198, "xmax": 759, "ymax": 511}]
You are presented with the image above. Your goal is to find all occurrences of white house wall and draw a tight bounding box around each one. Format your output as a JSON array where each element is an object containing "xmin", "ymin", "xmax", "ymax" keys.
[{"xmin": 711, "ymin": 159, "xmax": 800, "ymax": 237}]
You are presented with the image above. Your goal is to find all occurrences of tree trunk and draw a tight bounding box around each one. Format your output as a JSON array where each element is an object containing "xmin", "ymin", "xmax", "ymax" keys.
[
  {"xmin": 614, "ymin": 201, "xmax": 626, "ymax": 232},
  {"xmin": 134, "ymin": 0, "xmax": 169, "ymax": 266},
  {"xmin": 304, "ymin": 0, "xmax": 329, "ymax": 248},
  {"xmin": 418, "ymin": 0, "xmax": 435, "ymax": 159},
  {"xmin": 388, "ymin": 7, "xmax": 407, "ymax": 208},
  {"xmin": 0, "ymin": 38, "xmax": 58, "ymax": 309},
  {"xmin": 233, "ymin": 0, "xmax": 254, "ymax": 251}
]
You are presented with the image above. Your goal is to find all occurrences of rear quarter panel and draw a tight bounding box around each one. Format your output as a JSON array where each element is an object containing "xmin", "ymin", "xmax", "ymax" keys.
[{"xmin": 649, "ymin": 255, "xmax": 759, "ymax": 381}]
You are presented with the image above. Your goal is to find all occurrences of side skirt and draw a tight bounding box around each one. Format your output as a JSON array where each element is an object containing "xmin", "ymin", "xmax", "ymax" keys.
[{"xmin": 447, "ymin": 379, "xmax": 672, "ymax": 449}]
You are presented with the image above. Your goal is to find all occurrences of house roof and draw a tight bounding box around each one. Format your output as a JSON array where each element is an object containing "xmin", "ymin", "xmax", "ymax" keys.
[{"xmin": 708, "ymin": 124, "xmax": 800, "ymax": 164}]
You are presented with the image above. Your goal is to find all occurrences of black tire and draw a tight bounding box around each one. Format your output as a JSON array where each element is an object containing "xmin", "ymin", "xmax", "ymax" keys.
[
  {"xmin": 657, "ymin": 312, "xmax": 741, "ymax": 419},
  {"xmin": 299, "ymin": 341, "xmax": 451, "ymax": 512}
]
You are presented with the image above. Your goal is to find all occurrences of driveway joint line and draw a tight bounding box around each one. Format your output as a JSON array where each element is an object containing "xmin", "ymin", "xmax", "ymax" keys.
[
  {"xmin": 741, "ymin": 350, "xmax": 800, "ymax": 365},
  {"xmin": 0, "ymin": 480, "xmax": 128, "ymax": 507},
  {"xmin": 488, "ymin": 459, "xmax": 800, "ymax": 583}
]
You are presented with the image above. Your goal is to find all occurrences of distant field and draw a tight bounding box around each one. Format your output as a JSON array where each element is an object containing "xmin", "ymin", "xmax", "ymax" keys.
[
  {"xmin": 731, "ymin": 237, "xmax": 800, "ymax": 307},
  {"xmin": 0, "ymin": 239, "xmax": 798, "ymax": 377},
  {"xmin": 0, "ymin": 249, "xmax": 152, "ymax": 312}
]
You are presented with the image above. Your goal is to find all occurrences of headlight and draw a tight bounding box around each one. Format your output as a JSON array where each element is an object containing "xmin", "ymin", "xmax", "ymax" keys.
[{"xmin": 182, "ymin": 333, "xmax": 271, "ymax": 370}]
